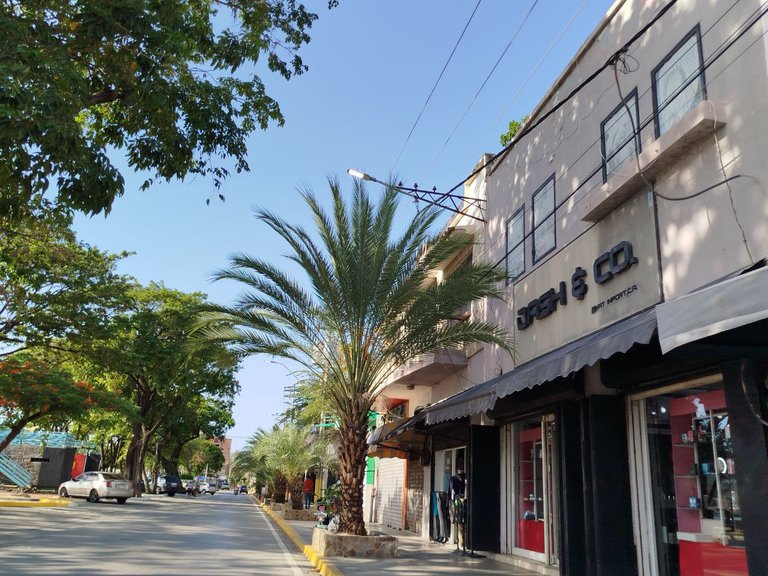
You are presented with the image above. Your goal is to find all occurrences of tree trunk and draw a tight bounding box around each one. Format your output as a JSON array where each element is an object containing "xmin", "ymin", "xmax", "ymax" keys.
[
  {"xmin": 287, "ymin": 475, "xmax": 304, "ymax": 510},
  {"xmin": 337, "ymin": 417, "xmax": 369, "ymax": 535},
  {"xmin": 273, "ymin": 473, "xmax": 287, "ymax": 504},
  {"xmin": 0, "ymin": 413, "xmax": 42, "ymax": 454},
  {"xmin": 125, "ymin": 421, "xmax": 151, "ymax": 497}
]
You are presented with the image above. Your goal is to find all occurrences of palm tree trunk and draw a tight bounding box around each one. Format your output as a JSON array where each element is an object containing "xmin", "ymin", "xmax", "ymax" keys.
[
  {"xmin": 337, "ymin": 418, "xmax": 369, "ymax": 535},
  {"xmin": 273, "ymin": 473, "xmax": 287, "ymax": 504},
  {"xmin": 287, "ymin": 475, "xmax": 304, "ymax": 510}
]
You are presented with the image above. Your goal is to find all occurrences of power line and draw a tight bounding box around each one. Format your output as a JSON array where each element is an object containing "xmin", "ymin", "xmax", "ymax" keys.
[
  {"xmin": 486, "ymin": 0, "xmax": 768, "ymax": 274},
  {"xmin": 421, "ymin": 0, "xmax": 543, "ymax": 184},
  {"xmin": 442, "ymin": 0, "xmax": 680, "ymax": 200},
  {"xmin": 390, "ymin": 0, "xmax": 483, "ymax": 173},
  {"xmin": 453, "ymin": 0, "xmax": 591, "ymax": 182},
  {"xmin": 463, "ymin": 0, "xmax": 755, "ymax": 272}
]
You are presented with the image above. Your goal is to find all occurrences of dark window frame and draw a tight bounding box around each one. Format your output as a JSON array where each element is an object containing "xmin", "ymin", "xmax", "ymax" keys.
[
  {"xmin": 651, "ymin": 24, "xmax": 706, "ymax": 138},
  {"xmin": 506, "ymin": 205, "xmax": 526, "ymax": 285},
  {"xmin": 600, "ymin": 87, "xmax": 641, "ymax": 183},
  {"xmin": 532, "ymin": 175, "xmax": 556, "ymax": 264}
]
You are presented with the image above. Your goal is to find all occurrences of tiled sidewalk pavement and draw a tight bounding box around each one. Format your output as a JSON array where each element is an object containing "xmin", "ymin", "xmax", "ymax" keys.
[{"xmin": 260, "ymin": 502, "xmax": 544, "ymax": 576}]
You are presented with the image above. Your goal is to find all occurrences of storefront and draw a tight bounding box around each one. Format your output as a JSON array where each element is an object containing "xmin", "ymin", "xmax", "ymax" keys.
[
  {"xmin": 501, "ymin": 414, "xmax": 559, "ymax": 566},
  {"xmin": 627, "ymin": 377, "xmax": 748, "ymax": 576}
]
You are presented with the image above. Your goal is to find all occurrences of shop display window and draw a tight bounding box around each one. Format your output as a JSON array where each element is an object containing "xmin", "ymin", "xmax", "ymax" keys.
[
  {"xmin": 515, "ymin": 415, "xmax": 561, "ymax": 561},
  {"xmin": 643, "ymin": 386, "xmax": 747, "ymax": 576},
  {"xmin": 517, "ymin": 423, "xmax": 544, "ymax": 553}
]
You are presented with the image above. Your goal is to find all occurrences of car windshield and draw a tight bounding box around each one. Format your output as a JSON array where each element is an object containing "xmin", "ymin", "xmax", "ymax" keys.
[{"xmin": 100, "ymin": 473, "xmax": 125, "ymax": 480}]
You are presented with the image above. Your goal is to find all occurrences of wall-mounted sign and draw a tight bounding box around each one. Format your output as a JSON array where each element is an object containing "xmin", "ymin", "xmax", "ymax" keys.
[
  {"xmin": 517, "ymin": 241, "xmax": 639, "ymax": 330},
  {"xmin": 510, "ymin": 192, "xmax": 661, "ymax": 364}
]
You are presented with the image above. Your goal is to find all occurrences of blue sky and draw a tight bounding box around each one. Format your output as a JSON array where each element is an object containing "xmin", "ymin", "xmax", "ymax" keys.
[{"xmin": 73, "ymin": 0, "xmax": 616, "ymax": 451}]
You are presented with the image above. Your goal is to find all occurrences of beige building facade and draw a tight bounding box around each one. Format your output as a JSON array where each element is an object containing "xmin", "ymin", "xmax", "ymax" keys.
[{"xmin": 369, "ymin": 2, "xmax": 768, "ymax": 575}]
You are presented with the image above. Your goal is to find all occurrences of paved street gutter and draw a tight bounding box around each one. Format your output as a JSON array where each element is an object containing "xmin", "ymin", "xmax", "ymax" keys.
[
  {"xmin": 0, "ymin": 496, "xmax": 70, "ymax": 507},
  {"xmin": 257, "ymin": 500, "xmax": 344, "ymax": 576}
]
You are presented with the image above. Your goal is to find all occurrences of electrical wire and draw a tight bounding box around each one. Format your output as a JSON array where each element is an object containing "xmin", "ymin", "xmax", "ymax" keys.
[
  {"xmin": 421, "ymin": 0, "xmax": 543, "ymax": 184},
  {"xmin": 453, "ymin": 0, "xmax": 592, "ymax": 181},
  {"xmin": 438, "ymin": 0, "xmax": 680, "ymax": 200},
  {"xmin": 480, "ymin": 0, "xmax": 768, "ymax": 274},
  {"xmin": 390, "ymin": 0, "xmax": 483, "ymax": 173}
]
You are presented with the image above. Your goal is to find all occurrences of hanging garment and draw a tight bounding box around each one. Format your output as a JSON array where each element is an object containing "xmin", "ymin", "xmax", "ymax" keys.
[
  {"xmin": 436, "ymin": 491, "xmax": 447, "ymax": 542},
  {"xmin": 431, "ymin": 491, "xmax": 441, "ymax": 541},
  {"xmin": 440, "ymin": 491, "xmax": 452, "ymax": 543}
]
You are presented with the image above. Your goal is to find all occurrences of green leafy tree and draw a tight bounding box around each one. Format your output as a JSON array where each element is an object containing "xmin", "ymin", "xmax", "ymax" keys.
[
  {"xmin": 83, "ymin": 284, "xmax": 240, "ymax": 494},
  {"xmin": 154, "ymin": 396, "xmax": 235, "ymax": 480},
  {"xmin": 196, "ymin": 180, "xmax": 513, "ymax": 534},
  {"xmin": 180, "ymin": 437, "xmax": 225, "ymax": 477},
  {"xmin": 0, "ymin": 0, "xmax": 318, "ymax": 216},
  {"xmin": 500, "ymin": 114, "xmax": 530, "ymax": 147},
  {"xmin": 0, "ymin": 353, "xmax": 131, "ymax": 453},
  {"xmin": 0, "ymin": 216, "xmax": 132, "ymax": 356}
]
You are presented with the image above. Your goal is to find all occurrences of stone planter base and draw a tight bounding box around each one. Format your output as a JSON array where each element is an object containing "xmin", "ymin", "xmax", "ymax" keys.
[
  {"xmin": 312, "ymin": 528, "xmax": 398, "ymax": 558},
  {"xmin": 283, "ymin": 508, "xmax": 316, "ymax": 521},
  {"xmin": 270, "ymin": 502, "xmax": 285, "ymax": 512}
]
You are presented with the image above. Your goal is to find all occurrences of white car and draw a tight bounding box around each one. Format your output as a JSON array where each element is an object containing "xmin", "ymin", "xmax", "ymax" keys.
[
  {"xmin": 58, "ymin": 471, "xmax": 133, "ymax": 504},
  {"xmin": 198, "ymin": 481, "xmax": 216, "ymax": 495}
]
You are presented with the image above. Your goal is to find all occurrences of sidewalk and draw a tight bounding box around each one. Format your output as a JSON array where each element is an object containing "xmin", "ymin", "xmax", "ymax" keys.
[
  {"xmin": 0, "ymin": 489, "xmax": 70, "ymax": 507},
  {"xmin": 261, "ymin": 503, "xmax": 544, "ymax": 576}
]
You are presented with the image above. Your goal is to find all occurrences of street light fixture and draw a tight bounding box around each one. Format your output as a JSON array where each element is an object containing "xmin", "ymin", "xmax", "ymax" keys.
[
  {"xmin": 346, "ymin": 168, "xmax": 486, "ymax": 222},
  {"xmin": 270, "ymin": 360, "xmax": 302, "ymax": 423}
]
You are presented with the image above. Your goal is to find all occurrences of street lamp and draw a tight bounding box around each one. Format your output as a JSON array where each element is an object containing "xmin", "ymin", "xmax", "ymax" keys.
[
  {"xmin": 346, "ymin": 168, "xmax": 486, "ymax": 222},
  {"xmin": 270, "ymin": 360, "xmax": 302, "ymax": 423}
]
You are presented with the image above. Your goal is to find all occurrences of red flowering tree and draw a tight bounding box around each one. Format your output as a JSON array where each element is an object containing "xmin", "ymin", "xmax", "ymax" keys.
[{"xmin": 0, "ymin": 355, "xmax": 129, "ymax": 453}]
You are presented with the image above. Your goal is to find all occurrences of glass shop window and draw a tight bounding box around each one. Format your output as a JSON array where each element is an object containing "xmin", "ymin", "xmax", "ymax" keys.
[{"xmin": 643, "ymin": 386, "xmax": 747, "ymax": 576}]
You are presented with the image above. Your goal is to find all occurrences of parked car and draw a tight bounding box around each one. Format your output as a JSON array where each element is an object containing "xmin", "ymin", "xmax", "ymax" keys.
[
  {"xmin": 198, "ymin": 481, "xmax": 216, "ymax": 495},
  {"xmin": 158, "ymin": 474, "xmax": 182, "ymax": 496},
  {"xmin": 58, "ymin": 472, "xmax": 133, "ymax": 504}
]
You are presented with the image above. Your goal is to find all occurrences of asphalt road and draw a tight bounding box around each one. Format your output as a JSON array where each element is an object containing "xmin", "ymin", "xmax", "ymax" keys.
[{"xmin": 0, "ymin": 490, "xmax": 315, "ymax": 575}]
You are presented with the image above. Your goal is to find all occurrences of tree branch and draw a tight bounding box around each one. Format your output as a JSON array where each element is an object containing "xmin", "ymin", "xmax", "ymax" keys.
[{"xmin": 89, "ymin": 89, "xmax": 128, "ymax": 106}]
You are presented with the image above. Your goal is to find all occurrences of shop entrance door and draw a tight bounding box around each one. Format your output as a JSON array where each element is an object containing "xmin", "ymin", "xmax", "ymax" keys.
[{"xmin": 512, "ymin": 414, "xmax": 559, "ymax": 566}]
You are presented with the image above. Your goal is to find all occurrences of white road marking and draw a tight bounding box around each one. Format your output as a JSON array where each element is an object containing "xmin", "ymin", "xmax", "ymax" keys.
[{"xmin": 253, "ymin": 502, "xmax": 304, "ymax": 576}]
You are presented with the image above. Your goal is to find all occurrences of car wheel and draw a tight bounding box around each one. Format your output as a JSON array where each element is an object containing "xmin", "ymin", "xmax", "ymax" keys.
[
  {"xmin": 201, "ymin": 489, "xmax": 207, "ymax": 495},
  {"xmin": 116, "ymin": 498, "xmax": 127, "ymax": 504},
  {"xmin": 59, "ymin": 487, "xmax": 69, "ymax": 498},
  {"xmin": 88, "ymin": 489, "xmax": 100, "ymax": 503},
  {"xmin": 167, "ymin": 492, "xmax": 175, "ymax": 497}
]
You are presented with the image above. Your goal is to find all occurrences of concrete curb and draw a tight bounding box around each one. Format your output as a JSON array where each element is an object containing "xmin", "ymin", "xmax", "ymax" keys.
[
  {"xmin": 0, "ymin": 497, "xmax": 70, "ymax": 507},
  {"xmin": 258, "ymin": 501, "xmax": 344, "ymax": 576}
]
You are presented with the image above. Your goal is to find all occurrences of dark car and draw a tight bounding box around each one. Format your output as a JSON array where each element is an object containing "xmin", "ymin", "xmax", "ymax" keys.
[
  {"xmin": 159, "ymin": 474, "xmax": 182, "ymax": 497},
  {"xmin": 238, "ymin": 485, "xmax": 248, "ymax": 494}
]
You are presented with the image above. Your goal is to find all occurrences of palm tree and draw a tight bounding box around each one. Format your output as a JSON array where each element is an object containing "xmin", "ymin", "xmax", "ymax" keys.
[
  {"xmin": 230, "ymin": 429, "xmax": 272, "ymax": 498},
  {"xmin": 196, "ymin": 179, "xmax": 513, "ymax": 534},
  {"xmin": 252, "ymin": 425, "xmax": 331, "ymax": 510}
]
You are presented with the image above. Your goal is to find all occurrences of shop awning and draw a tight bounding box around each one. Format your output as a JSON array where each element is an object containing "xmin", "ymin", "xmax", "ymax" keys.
[
  {"xmin": 367, "ymin": 417, "xmax": 428, "ymax": 459},
  {"xmin": 495, "ymin": 307, "xmax": 657, "ymax": 399},
  {"xmin": 657, "ymin": 265, "xmax": 768, "ymax": 354},
  {"xmin": 418, "ymin": 379, "xmax": 497, "ymax": 425},
  {"xmin": 379, "ymin": 308, "xmax": 657, "ymax": 429}
]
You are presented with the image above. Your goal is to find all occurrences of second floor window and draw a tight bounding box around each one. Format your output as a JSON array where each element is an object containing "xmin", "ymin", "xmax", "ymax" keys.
[
  {"xmin": 601, "ymin": 89, "xmax": 640, "ymax": 182},
  {"xmin": 652, "ymin": 26, "xmax": 705, "ymax": 136},
  {"xmin": 532, "ymin": 177, "xmax": 555, "ymax": 263},
  {"xmin": 506, "ymin": 207, "xmax": 525, "ymax": 283}
]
